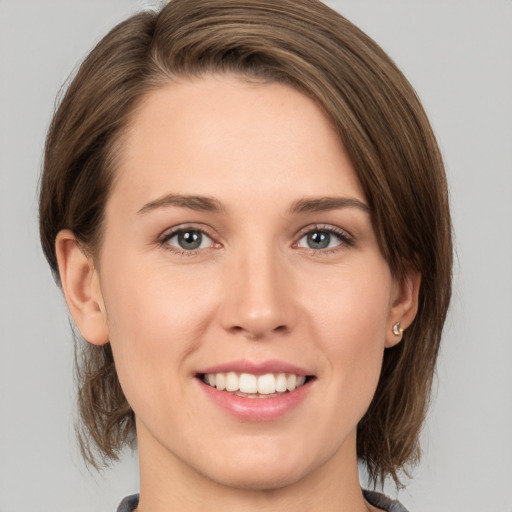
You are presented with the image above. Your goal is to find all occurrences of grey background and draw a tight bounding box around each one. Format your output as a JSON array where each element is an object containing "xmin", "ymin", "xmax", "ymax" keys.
[{"xmin": 1, "ymin": 1, "xmax": 511, "ymax": 511}]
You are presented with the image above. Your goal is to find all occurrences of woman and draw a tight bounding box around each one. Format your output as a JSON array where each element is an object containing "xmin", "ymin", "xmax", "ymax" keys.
[{"xmin": 39, "ymin": 1, "xmax": 452, "ymax": 511}]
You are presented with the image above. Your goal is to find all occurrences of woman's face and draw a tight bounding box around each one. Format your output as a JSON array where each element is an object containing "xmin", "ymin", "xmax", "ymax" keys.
[{"xmin": 89, "ymin": 75, "xmax": 407, "ymax": 489}]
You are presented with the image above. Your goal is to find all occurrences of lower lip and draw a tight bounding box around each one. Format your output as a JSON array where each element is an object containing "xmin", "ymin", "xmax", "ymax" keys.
[{"xmin": 197, "ymin": 379, "xmax": 313, "ymax": 422}]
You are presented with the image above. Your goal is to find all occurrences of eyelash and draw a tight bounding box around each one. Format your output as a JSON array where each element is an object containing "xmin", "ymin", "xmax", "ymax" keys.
[
  {"xmin": 158, "ymin": 223, "xmax": 353, "ymax": 256},
  {"xmin": 158, "ymin": 224, "xmax": 219, "ymax": 256},
  {"xmin": 294, "ymin": 224, "xmax": 354, "ymax": 255}
]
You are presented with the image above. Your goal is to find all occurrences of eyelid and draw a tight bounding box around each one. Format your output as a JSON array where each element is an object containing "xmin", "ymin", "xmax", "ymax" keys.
[
  {"xmin": 293, "ymin": 224, "xmax": 354, "ymax": 252},
  {"xmin": 158, "ymin": 223, "xmax": 221, "ymax": 254}
]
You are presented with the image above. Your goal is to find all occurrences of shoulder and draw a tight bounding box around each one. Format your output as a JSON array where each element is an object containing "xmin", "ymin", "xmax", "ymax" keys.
[
  {"xmin": 363, "ymin": 490, "xmax": 410, "ymax": 512},
  {"xmin": 116, "ymin": 494, "xmax": 139, "ymax": 512}
]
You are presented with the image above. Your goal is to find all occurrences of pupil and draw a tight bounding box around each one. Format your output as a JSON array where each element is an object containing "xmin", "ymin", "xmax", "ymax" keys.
[
  {"xmin": 178, "ymin": 230, "xmax": 202, "ymax": 250},
  {"xmin": 308, "ymin": 231, "xmax": 330, "ymax": 249}
]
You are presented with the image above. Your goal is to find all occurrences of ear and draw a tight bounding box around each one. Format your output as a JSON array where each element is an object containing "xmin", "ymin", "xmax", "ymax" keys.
[
  {"xmin": 55, "ymin": 230, "xmax": 109, "ymax": 346},
  {"xmin": 385, "ymin": 270, "xmax": 421, "ymax": 348}
]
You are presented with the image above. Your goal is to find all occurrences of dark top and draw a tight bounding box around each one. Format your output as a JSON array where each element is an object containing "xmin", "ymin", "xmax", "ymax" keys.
[
  {"xmin": 363, "ymin": 490, "xmax": 410, "ymax": 512},
  {"xmin": 116, "ymin": 490, "xmax": 409, "ymax": 511},
  {"xmin": 117, "ymin": 494, "xmax": 139, "ymax": 512}
]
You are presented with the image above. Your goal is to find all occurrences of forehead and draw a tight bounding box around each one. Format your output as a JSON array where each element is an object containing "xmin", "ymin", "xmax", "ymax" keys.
[{"xmin": 110, "ymin": 74, "xmax": 365, "ymax": 212}]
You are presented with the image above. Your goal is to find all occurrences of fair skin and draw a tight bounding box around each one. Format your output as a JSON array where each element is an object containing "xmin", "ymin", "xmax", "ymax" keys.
[{"xmin": 56, "ymin": 75, "xmax": 419, "ymax": 512}]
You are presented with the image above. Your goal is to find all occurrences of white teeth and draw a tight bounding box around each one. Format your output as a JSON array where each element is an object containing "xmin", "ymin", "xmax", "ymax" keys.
[
  {"xmin": 239, "ymin": 373, "xmax": 257, "ymax": 393},
  {"xmin": 203, "ymin": 371, "xmax": 308, "ymax": 395},
  {"xmin": 286, "ymin": 374, "xmax": 297, "ymax": 391},
  {"xmin": 216, "ymin": 372, "xmax": 226, "ymax": 391},
  {"xmin": 257, "ymin": 373, "xmax": 275, "ymax": 395},
  {"xmin": 275, "ymin": 373, "xmax": 288, "ymax": 392},
  {"xmin": 225, "ymin": 372, "xmax": 238, "ymax": 392}
]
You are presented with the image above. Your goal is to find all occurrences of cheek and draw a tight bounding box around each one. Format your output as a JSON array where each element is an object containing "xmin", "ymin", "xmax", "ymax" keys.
[
  {"xmin": 301, "ymin": 261, "xmax": 392, "ymax": 402},
  {"xmin": 303, "ymin": 259, "xmax": 392, "ymax": 346},
  {"xmin": 99, "ymin": 258, "xmax": 217, "ymax": 410},
  {"xmin": 103, "ymin": 253, "xmax": 214, "ymax": 336}
]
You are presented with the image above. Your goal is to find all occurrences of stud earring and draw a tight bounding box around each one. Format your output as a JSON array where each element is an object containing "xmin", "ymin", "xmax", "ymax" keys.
[{"xmin": 392, "ymin": 322, "xmax": 403, "ymax": 336}]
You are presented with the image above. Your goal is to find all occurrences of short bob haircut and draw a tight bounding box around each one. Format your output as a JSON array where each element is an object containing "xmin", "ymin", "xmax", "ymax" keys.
[{"xmin": 39, "ymin": 0, "xmax": 452, "ymax": 486}]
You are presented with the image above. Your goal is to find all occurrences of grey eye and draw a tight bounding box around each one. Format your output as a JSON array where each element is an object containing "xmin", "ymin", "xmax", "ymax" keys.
[
  {"xmin": 167, "ymin": 230, "xmax": 212, "ymax": 251},
  {"xmin": 306, "ymin": 231, "xmax": 331, "ymax": 249},
  {"xmin": 297, "ymin": 229, "xmax": 345, "ymax": 250}
]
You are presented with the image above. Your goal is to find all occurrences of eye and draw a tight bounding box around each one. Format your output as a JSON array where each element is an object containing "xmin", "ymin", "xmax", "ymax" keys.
[
  {"xmin": 296, "ymin": 226, "xmax": 351, "ymax": 251},
  {"xmin": 163, "ymin": 228, "xmax": 214, "ymax": 252}
]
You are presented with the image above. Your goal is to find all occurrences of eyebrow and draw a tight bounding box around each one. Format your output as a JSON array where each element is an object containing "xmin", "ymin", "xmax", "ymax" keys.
[
  {"xmin": 137, "ymin": 193, "xmax": 369, "ymax": 216},
  {"xmin": 138, "ymin": 194, "xmax": 224, "ymax": 214},
  {"xmin": 289, "ymin": 196, "xmax": 370, "ymax": 214}
]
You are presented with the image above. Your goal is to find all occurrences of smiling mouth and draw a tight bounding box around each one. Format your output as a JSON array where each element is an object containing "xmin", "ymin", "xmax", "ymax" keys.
[{"xmin": 199, "ymin": 372, "xmax": 313, "ymax": 398}]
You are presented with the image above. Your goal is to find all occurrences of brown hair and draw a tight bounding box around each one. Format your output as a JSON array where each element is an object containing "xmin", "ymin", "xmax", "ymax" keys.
[{"xmin": 39, "ymin": 0, "xmax": 452, "ymax": 485}]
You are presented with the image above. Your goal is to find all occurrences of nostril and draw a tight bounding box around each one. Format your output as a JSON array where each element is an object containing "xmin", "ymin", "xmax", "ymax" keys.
[{"xmin": 228, "ymin": 323, "xmax": 288, "ymax": 339}]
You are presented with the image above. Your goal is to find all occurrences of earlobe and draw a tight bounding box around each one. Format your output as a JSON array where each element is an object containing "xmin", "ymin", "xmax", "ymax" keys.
[
  {"xmin": 55, "ymin": 230, "xmax": 109, "ymax": 346},
  {"xmin": 385, "ymin": 270, "xmax": 421, "ymax": 348}
]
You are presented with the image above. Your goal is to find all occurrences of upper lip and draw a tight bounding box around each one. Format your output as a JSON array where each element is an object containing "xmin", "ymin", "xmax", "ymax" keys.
[{"xmin": 196, "ymin": 359, "xmax": 312, "ymax": 376}]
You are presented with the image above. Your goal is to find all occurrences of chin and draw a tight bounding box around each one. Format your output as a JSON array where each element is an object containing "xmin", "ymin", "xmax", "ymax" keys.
[
  {"xmin": 205, "ymin": 463, "xmax": 307, "ymax": 492},
  {"xmin": 191, "ymin": 442, "xmax": 328, "ymax": 493}
]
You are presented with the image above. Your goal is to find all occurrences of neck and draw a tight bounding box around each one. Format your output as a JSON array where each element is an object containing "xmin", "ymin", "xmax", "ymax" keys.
[{"xmin": 136, "ymin": 424, "xmax": 372, "ymax": 512}]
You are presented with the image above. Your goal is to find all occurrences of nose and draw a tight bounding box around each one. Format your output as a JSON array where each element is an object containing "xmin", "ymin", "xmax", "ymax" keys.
[{"xmin": 219, "ymin": 246, "xmax": 296, "ymax": 340}]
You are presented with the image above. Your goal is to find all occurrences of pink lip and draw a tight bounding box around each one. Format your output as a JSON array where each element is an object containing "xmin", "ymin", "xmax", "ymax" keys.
[
  {"xmin": 197, "ymin": 358, "xmax": 312, "ymax": 376},
  {"xmin": 197, "ymin": 377, "xmax": 313, "ymax": 422},
  {"xmin": 195, "ymin": 359, "xmax": 315, "ymax": 422}
]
